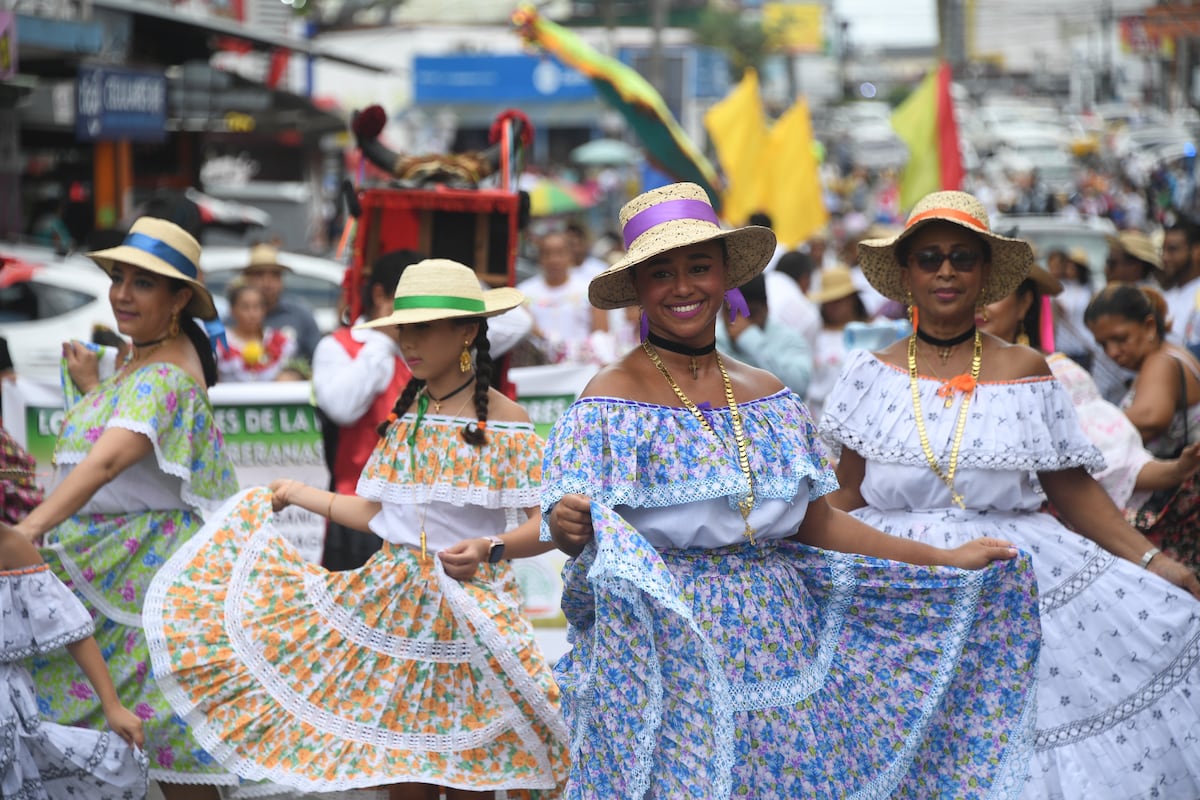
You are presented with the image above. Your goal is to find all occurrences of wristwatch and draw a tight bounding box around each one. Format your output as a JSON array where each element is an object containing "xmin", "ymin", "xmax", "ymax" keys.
[{"xmin": 486, "ymin": 536, "xmax": 506, "ymax": 563}]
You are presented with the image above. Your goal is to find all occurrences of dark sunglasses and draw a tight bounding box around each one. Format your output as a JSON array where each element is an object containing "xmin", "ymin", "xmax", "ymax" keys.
[{"xmin": 908, "ymin": 248, "xmax": 982, "ymax": 272}]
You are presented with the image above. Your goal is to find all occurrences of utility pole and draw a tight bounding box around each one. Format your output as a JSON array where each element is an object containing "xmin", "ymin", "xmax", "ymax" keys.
[{"xmin": 650, "ymin": 0, "xmax": 668, "ymax": 94}]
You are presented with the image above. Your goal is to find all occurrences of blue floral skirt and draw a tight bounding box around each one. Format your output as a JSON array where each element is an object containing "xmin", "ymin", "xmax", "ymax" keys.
[{"xmin": 555, "ymin": 503, "xmax": 1041, "ymax": 800}]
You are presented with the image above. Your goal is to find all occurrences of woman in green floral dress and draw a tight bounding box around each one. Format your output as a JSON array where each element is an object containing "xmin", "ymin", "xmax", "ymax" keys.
[{"xmin": 14, "ymin": 217, "xmax": 239, "ymax": 800}]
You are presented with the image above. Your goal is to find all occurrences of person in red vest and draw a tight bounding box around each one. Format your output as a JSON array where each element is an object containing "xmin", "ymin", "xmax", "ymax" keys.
[{"xmin": 312, "ymin": 250, "xmax": 417, "ymax": 570}]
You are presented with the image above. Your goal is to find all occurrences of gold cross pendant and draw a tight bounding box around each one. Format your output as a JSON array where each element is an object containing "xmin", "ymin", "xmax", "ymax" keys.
[{"xmin": 688, "ymin": 356, "xmax": 698, "ymax": 380}]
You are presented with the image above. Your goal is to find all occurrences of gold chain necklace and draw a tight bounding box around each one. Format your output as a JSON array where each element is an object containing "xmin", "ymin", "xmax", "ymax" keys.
[
  {"xmin": 642, "ymin": 341, "xmax": 757, "ymax": 544},
  {"xmin": 908, "ymin": 330, "xmax": 981, "ymax": 510},
  {"xmin": 414, "ymin": 390, "xmax": 474, "ymax": 560}
]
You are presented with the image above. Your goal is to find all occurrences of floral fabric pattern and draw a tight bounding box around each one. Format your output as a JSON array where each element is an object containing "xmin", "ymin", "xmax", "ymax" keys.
[
  {"xmin": 31, "ymin": 363, "xmax": 240, "ymax": 785},
  {"xmin": 2, "ymin": 564, "xmax": 148, "ymax": 798},
  {"xmin": 541, "ymin": 391, "xmax": 1040, "ymax": 798},
  {"xmin": 145, "ymin": 427, "xmax": 567, "ymax": 794},
  {"xmin": 823, "ymin": 350, "xmax": 1200, "ymax": 800},
  {"xmin": 0, "ymin": 427, "xmax": 42, "ymax": 526}
]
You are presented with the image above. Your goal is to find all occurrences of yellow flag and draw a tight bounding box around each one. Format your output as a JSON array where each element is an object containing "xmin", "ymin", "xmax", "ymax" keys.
[
  {"xmin": 704, "ymin": 69, "xmax": 769, "ymax": 226},
  {"xmin": 891, "ymin": 68, "xmax": 940, "ymax": 210},
  {"xmin": 761, "ymin": 97, "xmax": 828, "ymax": 249}
]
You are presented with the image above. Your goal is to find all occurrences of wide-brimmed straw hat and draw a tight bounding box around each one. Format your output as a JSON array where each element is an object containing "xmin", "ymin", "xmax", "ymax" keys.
[
  {"xmin": 243, "ymin": 243, "xmax": 293, "ymax": 274},
  {"xmin": 809, "ymin": 266, "xmax": 860, "ymax": 304},
  {"xmin": 857, "ymin": 190, "xmax": 1034, "ymax": 304},
  {"xmin": 87, "ymin": 217, "xmax": 217, "ymax": 320},
  {"xmin": 356, "ymin": 259, "xmax": 524, "ymax": 329},
  {"xmin": 588, "ymin": 182, "xmax": 777, "ymax": 310},
  {"xmin": 1027, "ymin": 265, "xmax": 1063, "ymax": 296},
  {"xmin": 1107, "ymin": 230, "xmax": 1162, "ymax": 271},
  {"xmin": 1066, "ymin": 246, "xmax": 1090, "ymax": 270}
]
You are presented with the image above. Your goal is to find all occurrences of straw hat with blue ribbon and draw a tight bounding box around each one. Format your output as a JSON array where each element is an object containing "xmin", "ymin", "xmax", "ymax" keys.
[
  {"xmin": 87, "ymin": 217, "xmax": 218, "ymax": 321},
  {"xmin": 589, "ymin": 182, "xmax": 777, "ymax": 310},
  {"xmin": 356, "ymin": 258, "xmax": 524, "ymax": 329}
]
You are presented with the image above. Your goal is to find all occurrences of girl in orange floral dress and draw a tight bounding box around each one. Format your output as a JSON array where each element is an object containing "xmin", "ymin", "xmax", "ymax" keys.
[{"xmin": 144, "ymin": 259, "xmax": 568, "ymax": 799}]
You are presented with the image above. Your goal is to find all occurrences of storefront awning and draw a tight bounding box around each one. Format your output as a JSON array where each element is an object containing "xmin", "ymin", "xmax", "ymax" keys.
[{"xmin": 92, "ymin": 0, "xmax": 388, "ymax": 72}]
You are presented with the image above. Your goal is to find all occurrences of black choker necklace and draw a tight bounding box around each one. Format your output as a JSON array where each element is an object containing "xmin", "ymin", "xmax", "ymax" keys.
[
  {"xmin": 916, "ymin": 326, "xmax": 976, "ymax": 364},
  {"xmin": 646, "ymin": 331, "xmax": 716, "ymax": 380},
  {"xmin": 424, "ymin": 374, "xmax": 475, "ymax": 413},
  {"xmin": 132, "ymin": 335, "xmax": 170, "ymax": 348}
]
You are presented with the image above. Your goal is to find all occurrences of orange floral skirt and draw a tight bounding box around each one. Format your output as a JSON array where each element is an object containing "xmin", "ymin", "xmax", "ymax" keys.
[{"xmin": 144, "ymin": 488, "xmax": 567, "ymax": 795}]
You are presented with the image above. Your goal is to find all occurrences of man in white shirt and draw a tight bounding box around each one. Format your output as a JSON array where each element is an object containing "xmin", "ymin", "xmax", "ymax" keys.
[
  {"xmin": 565, "ymin": 221, "xmax": 610, "ymax": 281},
  {"xmin": 312, "ymin": 250, "xmax": 415, "ymax": 570},
  {"xmin": 518, "ymin": 231, "xmax": 605, "ymax": 363},
  {"xmin": 1160, "ymin": 218, "xmax": 1200, "ymax": 357}
]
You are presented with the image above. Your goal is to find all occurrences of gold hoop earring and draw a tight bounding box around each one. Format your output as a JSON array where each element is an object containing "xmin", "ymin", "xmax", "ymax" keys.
[
  {"xmin": 459, "ymin": 341, "xmax": 472, "ymax": 373},
  {"xmin": 168, "ymin": 313, "xmax": 181, "ymax": 339}
]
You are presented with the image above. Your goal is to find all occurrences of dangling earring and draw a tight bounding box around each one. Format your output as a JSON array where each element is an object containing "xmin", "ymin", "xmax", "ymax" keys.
[
  {"xmin": 168, "ymin": 313, "xmax": 180, "ymax": 339},
  {"xmin": 459, "ymin": 341, "xmax": 472, "ymax": 373},
  {"xmin": 906, "ymin": 289, "xmax": 915, "ymax": 328},
  {"xmin": 639, "ymin": 310, "xmax": 649, "ymax": 342},
  {"xmin": 977, "ymin": 304, "xmax": 989, "ymax": 323},
  {"xmin": 1015, "ymin": 322, "xmax": 1030, "ymax": 346}
]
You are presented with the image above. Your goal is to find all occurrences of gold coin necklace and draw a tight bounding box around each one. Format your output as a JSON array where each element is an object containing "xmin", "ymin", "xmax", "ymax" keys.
[
  {"xmin": 908, "ymin": 329, "xmax": 981, "ymax": 510},
  {"xmin": 642, "ymin": 340, "xmax": 757, "ymax": 544}
]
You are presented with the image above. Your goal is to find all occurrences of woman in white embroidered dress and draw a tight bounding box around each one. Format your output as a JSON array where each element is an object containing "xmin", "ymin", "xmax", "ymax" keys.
[
  {"xmin": 821, "ymin": 190, "xmax": 1200, "ymax": 799},
  {"xmin": 144, "ymin": 259, "xmax": 568, "ymax": 799},
  {"xmin": 1, "ymin": 520, "xmax": 147, "ymax": 798}
]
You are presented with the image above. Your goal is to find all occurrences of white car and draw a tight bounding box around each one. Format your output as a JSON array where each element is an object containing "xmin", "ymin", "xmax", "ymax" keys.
[
  {"xmin": 0, "ymin": 246, "xmax": 118, "ymax": 381},
  {"xmin": 200, "ymin": 246, "xmax": 349, "ymax": 333}
]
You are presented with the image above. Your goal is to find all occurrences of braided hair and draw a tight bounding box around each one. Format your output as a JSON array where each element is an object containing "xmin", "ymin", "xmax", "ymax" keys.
[{"xmin": 376, "ymin": 318, "xmax": 493, "ymax": 447}]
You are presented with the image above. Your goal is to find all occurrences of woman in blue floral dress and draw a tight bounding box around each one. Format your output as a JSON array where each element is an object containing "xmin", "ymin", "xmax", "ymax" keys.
[
  {"xmin": 541, "ymin": 183, "xmax": 1043, "ymax": 799},
  {"xmin": 13, "ymin": 218, "xmax": 239, "ymax": 800}
]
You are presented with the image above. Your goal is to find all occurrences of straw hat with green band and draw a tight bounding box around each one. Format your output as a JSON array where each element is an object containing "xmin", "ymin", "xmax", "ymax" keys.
[
  {"xmin": 87, "ymin": 216, "xmax": 218, "ymax": 320},
  {"xmin": 356, "ymin": 258, "xmax": 524, "ymax": 329}
]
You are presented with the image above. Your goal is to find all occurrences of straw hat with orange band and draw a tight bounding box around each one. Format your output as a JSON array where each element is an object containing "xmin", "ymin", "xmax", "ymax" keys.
[{"xmin": 857, "ymin": 190, "xmax": 1035, "ymax": 305}]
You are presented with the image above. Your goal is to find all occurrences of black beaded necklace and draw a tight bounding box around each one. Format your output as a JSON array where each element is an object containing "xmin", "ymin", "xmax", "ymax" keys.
[
  {"xmin": 646, "ymin": 331, "xmax": 716, "ymax": 380},
  {"xmin": 424, "ymin": 374, "xmax": 476, "ymax": 413},
  {"xmin": 915, "ymin": 326, "xmax": 976, "ymax": 363}
]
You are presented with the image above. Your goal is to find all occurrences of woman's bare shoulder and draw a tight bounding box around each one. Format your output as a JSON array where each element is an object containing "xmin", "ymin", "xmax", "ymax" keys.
[
  {"xmin": 721, "ymin": 354, "xmax": 786, "ymax": 398},
  {"xmin": 486, "ymin": 389, "xmax": 532, "ymax": 424},
  {"xmin": 983, "ymin": 338, "xmax": 1052, "ymax": 381}
]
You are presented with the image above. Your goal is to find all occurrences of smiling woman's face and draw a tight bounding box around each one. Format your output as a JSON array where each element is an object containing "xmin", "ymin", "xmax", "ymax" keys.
[
  {"xmin": 108, "ymin": 263, "xmax": 190, "ymax": 342},
  {"xmin": 632, "ymin": 240, "xmax": 727, "ymax": 345}
]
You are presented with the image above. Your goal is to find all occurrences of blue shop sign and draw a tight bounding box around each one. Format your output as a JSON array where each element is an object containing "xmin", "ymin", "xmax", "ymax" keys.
[
  {"xmin": 76, "ymin": 65, "xmax": 167, "ymax": 143},
  {"xmin": 414, "ymin": 54, "xmax": 597, "ymax": 104}
]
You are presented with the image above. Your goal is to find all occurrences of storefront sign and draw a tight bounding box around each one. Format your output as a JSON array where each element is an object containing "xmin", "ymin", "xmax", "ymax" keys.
[
  {"xmin": 414, "ymin": 54, "xmax": 597, "ymax": 105},
  {"xmin": 75, "ymin": 64, "xmax": 167, "ymax": 143}
]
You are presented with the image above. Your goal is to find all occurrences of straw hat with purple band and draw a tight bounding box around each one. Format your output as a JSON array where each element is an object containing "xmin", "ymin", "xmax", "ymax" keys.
[
  {"xmin": 857, "ymin": 190, "xmax": 1035, "ymax": 305},
  {"xmin": 588, "ymin": 182, "xmax": 777, "ymax": 310},
  {"xmin": 87, "ymin": 217, "xmax": 217, "ymax": 320},
  {"xmin": 356, "ymin": 258, "xmax": 524, "ymax": 329}
]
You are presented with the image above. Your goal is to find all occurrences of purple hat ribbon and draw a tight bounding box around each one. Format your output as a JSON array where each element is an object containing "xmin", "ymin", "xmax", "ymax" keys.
[{"xmin": 623, "ymin": 199, "xmax": 720, "ymax": 249}]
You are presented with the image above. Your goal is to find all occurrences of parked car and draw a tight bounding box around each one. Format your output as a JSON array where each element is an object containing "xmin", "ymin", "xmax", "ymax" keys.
[
  {"xmin": 992, "ymin": 214, "xmax": 1116, "ymax": 289},
  {"xmin": 200, "ymin": 246, "xmax": 348, "ymax": 333},
  {"xmin": 0, "ymin": 246, "xmax": 118, "ymax": 380}
]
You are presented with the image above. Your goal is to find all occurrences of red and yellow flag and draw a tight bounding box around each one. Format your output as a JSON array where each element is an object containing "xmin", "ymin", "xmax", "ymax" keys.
[{"xmin": 891, "ymin": 62, "xmax": 964, "ymax": 211}]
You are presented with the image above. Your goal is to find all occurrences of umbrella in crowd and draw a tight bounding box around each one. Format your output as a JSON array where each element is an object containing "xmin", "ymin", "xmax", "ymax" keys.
[
  {"xmin": 526, "ymin": 177, "xmax": 596, "ymax": 217},
  {"xmin": 570, "ymin": 138, "xmax": 642, "ymax": 167}
]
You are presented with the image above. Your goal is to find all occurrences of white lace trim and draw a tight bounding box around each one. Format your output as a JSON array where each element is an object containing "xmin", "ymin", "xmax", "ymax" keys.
[
  {"xmin": 55, "ymin": 414, "xmax": 225, "ymax": 513},
  {"xmin": 1035, "ymin": 626, "xmax": 1200, "ymax": 751},
  {"xmin": 145, "ymin": 489, "xmax": 564, "ymax": 792},
  {"xmin": 43, "ymin": 541, "xmax": 143, "ymax": 628},
  {"xmin": 820, "ymin": 350, "xmax": 1106, "ymax": 473},
  {"xmin": 437, "ymin": 561, "xmax": 567, "ymax": 789},
  {"xmin": 355, "ymin": 479, "xmax": 541, "ymax": 510},
  {"xmin": 301, "ymin": 570, "xmax": 473, "ymax": 662}
]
